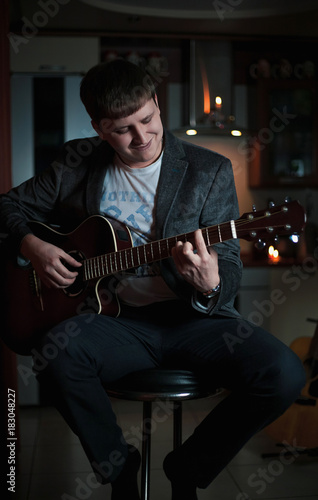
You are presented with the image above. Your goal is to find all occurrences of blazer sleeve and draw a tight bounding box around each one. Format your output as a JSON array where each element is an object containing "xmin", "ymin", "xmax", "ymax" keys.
[
  {"xmin": 0, "ymin": 162, "xmax": 64, "ymax": 252},
  {"xmin": 159, "ymin": 151, "xmax": 242, "ymax": 318},
  {"xmin": 196, "ymin": 156, "xmax": 242, "ymax": 316}
]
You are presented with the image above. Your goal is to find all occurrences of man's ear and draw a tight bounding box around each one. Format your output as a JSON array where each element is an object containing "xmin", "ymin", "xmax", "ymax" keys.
[
  {"xmin": 91, "ymin": 120, "xmax": 105, "ymax": 140},
  {"xmin": 154, "ymin": 94, "xmax": 160, "ymax": 110}
]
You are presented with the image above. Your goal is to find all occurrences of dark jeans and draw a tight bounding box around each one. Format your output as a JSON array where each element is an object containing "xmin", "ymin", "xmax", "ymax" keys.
[{"xmin": 34, "ymin": 301, "xmax": 305, "ymax": 487}]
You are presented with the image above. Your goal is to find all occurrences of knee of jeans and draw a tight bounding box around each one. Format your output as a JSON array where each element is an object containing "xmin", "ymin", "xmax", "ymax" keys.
[
  {"xmin": 32, "ymin": 318, "xmax": 85, "ymax": 376},
  {"xmin": 269, "ymin": 349, "xmax": 306, "ymax": 408}
]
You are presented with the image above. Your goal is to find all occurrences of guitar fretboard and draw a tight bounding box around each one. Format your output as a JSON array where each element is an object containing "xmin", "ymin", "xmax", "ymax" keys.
[
  {"xmin": 82, "ymin": 220, "xmax": 236, "ymax": 281},
  {"xmin": 80, "ymin": 200, "xmax": 304, "ymax": 282}
]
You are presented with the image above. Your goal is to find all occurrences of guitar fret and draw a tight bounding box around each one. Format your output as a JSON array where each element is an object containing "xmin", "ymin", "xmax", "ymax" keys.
[
  {"xmin": 104, "ymin": 255, "xmax": 109, "ymax": 274},
  {"xmin": 126, "ymin": 248, "xmax": 130, "ymax": 268},
  {"xmin": 86, "ymin": 260, "xmax": 90, "ymax": 280},
  {"xmin": 87, "ymin": 260, "xmax": 91, "ymax": 279},
  {"xmin": 113, "ymin": 253, "xmax": 118, "ymax": 272},
  {"xmin": 136, "ymin": 247, "xmax": 140, "ymax": 266},
  {"xmin": 90, "ymin": 261, "xmax": 93, "ymax": 279},
  {"xmin": 114, "ymin": 253, "xmax": 118, "ymax": 272},
  {"xmin": 130, "ymin": 247, "xmax": 134, "ymax": 267},
  {"xmin": 110, "ymin": 254, "xmax": 114, "ymax": 273},
  {"xmin": 88, "ymin": 260, "xmax": 93, "ymax": 280},
  {"xmin": 118, "ymin": 251, "xmax": 123, "ymax": 271},
  {"xmin": 143, "ymin": 245, "xmax": 147, "ymax": 264},
  {"xmin": 230, "ymin": 220, "xmax": 237, "ymax": 239},
  {"xmin": 91, "ymin": 259, "xmax": 94, "ymax": 278},
  {"xmin": 205, "ymin": 227, "xmax": 211, "ymax": 246},
  {"xmin": 217, "ymin": 224, "xmax": 222, "ymax": 242},
  {"xmin": 124, "ymin": 249, "xmax": 129, "ymax": 269},
  {"xmin": 114, "ymin": 252, "xmax": 119, "ymax": 272},
  {"xmin": 96, "ymin": 258, "xmax": 99, "ymax": 277}
]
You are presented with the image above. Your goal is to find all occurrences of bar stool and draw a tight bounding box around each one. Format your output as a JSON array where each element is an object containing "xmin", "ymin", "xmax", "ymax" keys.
[{"xmin": 106, "ymin": 368, "xmax": 220, "ymax": 500}]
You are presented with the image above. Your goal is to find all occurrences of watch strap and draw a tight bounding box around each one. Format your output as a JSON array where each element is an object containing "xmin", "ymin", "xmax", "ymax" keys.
[{"xmin": 202, "ymin": 283, "xmax": 221, "ymax": 299}]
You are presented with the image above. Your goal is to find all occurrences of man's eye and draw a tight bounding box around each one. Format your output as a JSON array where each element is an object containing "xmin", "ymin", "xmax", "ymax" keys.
[
  {"xmin": 142, "ymin": 117, "xmax": 152, "ymax": 124},
  {"xmin": 116, "ymin": 128, "xmax": 129, "ymax": 135}
]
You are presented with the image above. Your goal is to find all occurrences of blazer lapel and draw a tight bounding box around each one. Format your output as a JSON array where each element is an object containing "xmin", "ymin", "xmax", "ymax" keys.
[{"xmin": 155, "ymin": 132, "xmax": 188, "ymax": 238}]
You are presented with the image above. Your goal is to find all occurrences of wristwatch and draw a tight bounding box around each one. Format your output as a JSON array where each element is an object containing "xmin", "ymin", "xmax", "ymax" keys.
[{"xmin": 202, "ymin": 283, "xmax": 221, "ymax": 299}]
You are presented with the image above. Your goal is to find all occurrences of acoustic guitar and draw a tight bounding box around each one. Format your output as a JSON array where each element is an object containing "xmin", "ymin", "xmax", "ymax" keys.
[
  {"xmin": 266, "ymin": 318, "xmax": 318, "ymax": 449},
  {"xmin": 0, "ymin": 200, "xmax": 305, "ymax": 355}
]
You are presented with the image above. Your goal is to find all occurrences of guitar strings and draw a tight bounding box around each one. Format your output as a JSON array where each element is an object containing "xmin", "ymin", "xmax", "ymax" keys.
[{"xmin": 83, "ymin": 212, "xmax": 289, "ymax": 281}]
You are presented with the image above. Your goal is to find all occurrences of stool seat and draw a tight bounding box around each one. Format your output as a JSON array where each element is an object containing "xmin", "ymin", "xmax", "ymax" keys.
[
  {"xmin": 106, "ymin": 368, "xmax": 216, "ymax": 401},
  {"xmin": 105, "ymin": 368, "xmax": 220, "ymax": 500}
]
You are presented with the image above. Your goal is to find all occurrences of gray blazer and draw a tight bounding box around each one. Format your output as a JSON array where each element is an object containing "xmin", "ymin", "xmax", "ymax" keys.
[{"xmin": 0, "ymin": 130, "xmax": 242, "ymax": 317}]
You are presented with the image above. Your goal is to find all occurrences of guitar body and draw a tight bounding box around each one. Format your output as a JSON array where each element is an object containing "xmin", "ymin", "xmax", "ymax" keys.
[
  {"xmin": 0, "ymin": 200, "xmax": 306, "ymax": 355},
  {"xmin": 266, "ymin": 336, "xmax": 318, "ymax": 448},
  {"xmin": 0, "ymin": 216, "xmax": 133, "ymax": 355}
]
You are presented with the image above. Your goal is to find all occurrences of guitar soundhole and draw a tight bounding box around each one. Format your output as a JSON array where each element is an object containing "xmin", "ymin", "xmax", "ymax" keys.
[{"xmin": 62, "ymin": 250, "xmax": 86, "ymax": 297}]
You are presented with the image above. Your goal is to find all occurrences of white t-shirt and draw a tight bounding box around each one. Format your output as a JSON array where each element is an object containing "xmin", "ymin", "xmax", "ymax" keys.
[{"xmin": 100, "ymin": 153, "xmax": 177, "ymax": 306}]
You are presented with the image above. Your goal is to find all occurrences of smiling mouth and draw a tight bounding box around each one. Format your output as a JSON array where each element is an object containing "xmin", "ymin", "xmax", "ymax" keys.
[{"xmin": 132, "ymin": 139, "xmax": 153, "ymax": 152}]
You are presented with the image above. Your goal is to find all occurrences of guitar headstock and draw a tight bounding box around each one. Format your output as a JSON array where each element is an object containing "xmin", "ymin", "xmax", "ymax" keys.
[{"xmin": 237, "ymin": 200, "xmax": 306, "ymax": 244}]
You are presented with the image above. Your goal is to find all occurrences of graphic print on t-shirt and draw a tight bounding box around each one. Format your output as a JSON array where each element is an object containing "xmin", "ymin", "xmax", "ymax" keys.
[{"xmin": 101, "ymin": 187, "xmax": 155, "ymax": 248}]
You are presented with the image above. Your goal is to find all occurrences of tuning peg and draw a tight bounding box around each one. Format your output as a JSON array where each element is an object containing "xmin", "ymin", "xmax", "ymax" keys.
[
  {"xmin": 274, "ymin": 235, "xmax": 279, "ymax": 243},
  {"xmin": 254, "ymin": 239, "xmax": 266, "ymax": 250},
  {"xmin": 284, "ymin": 196, "xmax": 292, "ymax": 203},
  {"xmin": 252, "ymin": 204, "xmax": 257, "ymax": 212},
  {"xmin": 268, "ymin": 200, "xmax": 275, "ymax": 208}
]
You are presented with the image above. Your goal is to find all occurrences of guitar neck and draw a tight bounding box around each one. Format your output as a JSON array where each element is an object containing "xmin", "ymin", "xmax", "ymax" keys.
[
  {"xmin": 81, "ymin": 200, "xmax": 305, "ymax": 282},
  {"xmin": 83, "ymin": 220, "xmax": 235, "ymax": 281}
]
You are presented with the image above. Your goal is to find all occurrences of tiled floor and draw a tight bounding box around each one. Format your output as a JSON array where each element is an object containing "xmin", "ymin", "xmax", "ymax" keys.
[{"xmin": 14, "ymin": 395, "xmax": 318, "ymax": 500}]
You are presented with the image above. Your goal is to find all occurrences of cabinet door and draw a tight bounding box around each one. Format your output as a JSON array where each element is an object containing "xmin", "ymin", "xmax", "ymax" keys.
[{"xmin": 248, "ymin": 80, "xmax": 318, "ymax": 188}]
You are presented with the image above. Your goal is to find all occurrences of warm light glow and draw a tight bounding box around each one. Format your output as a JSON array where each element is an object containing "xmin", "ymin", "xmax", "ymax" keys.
[
  {"xmin": 202, "ymin": 74, "xmax": 210, "ymax": 114},
  {"xmin": 268, "ymin": 245, "xmax": 280, "ymax": 261},
  {"xmin": 198, "ymin": 53, "xmax": 211, "ymax": 114},
  {"xmin": 231, "ymin": 129, "xmax": 242, "ymax": 137},
  {"xmin": 215, "ymin": 96, "xmax": 222, "ymax": 108},
  {"xmin": 186, "ymin": 129, "xmax": 198, "ymax": 136}
]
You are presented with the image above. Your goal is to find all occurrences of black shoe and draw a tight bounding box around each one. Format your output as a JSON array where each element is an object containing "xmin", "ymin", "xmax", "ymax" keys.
[
  {"xmin": 163, "ymin": 450, "xmax": 198, "ymax": 500},
  {"xmin": 111, "ymin": 445, "xmax": 141, "ymax": 500}
]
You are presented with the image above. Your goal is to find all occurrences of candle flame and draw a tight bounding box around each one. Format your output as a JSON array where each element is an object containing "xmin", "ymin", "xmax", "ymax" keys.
[{"xmin": 268, "ymin": 245, "xmax": 279, "ymax": 259}]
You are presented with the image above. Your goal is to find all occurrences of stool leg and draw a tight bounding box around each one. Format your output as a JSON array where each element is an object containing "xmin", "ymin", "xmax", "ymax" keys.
[
  {"xmin": 173, "ymin": 401, "xmax": 182, "ymax": 449},
  {"xmin": 141, "ymin": 401, "xmax": 152, "ymax": 500}
]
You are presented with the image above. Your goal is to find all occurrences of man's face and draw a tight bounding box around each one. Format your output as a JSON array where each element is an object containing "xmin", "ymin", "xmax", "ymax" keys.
[{"xmin": 94, "ymin": 97, "xmax": 163, "ymax": 168}]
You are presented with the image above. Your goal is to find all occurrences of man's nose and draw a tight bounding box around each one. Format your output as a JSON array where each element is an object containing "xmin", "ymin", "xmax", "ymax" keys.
[{"xmin": 132, "ymin": 126, "xmax": 147, "ymax": 143}]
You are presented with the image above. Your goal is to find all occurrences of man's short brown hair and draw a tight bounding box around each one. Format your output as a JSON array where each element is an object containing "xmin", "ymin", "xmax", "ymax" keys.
[{"xmin": 80, "ymin": 59, "xmax": 156, "ymax": 124}]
